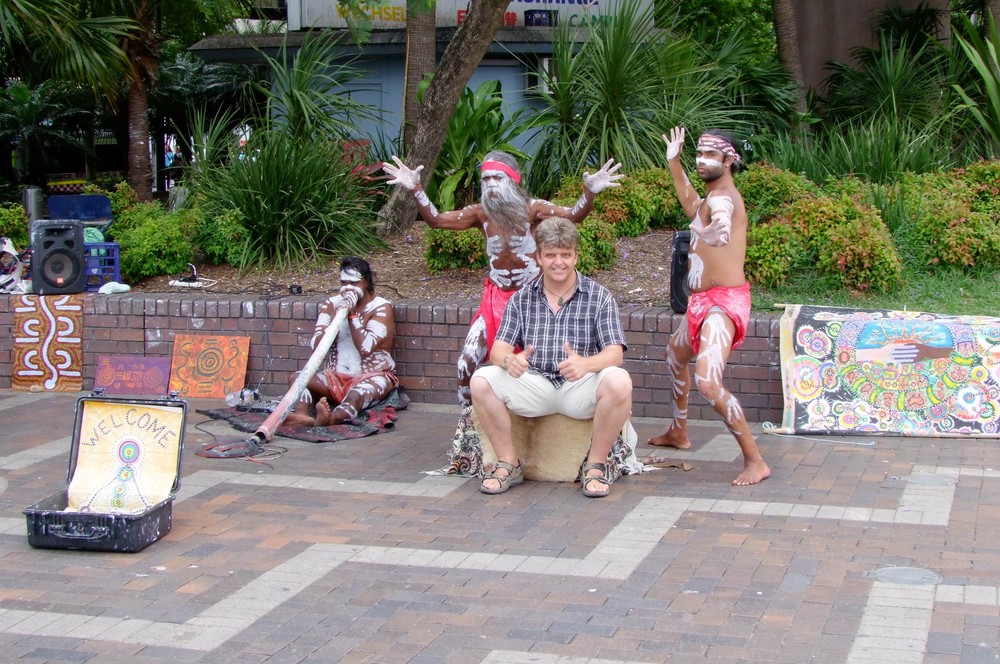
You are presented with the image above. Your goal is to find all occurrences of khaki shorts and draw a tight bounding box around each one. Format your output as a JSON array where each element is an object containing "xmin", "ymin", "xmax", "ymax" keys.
[{"xmin": 472, "ymin": 365, "xmax": 628, "ymax": 420}]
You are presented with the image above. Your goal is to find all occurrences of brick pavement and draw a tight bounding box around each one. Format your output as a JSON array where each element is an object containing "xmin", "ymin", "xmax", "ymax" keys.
[{"xmin": 0, "ymin": 389, "xmax": 998, "ymax": 663}]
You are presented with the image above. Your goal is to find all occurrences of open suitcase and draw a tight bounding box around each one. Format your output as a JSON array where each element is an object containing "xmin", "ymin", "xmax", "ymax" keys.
[{"xmin": 23, "ymin": 395, "xmax": 187, "ymax": 552}]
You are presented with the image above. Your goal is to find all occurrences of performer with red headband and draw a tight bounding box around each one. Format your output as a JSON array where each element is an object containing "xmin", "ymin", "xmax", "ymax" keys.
[
  {"xmin": 646, "ymin": 127, "xmax": 770, "ymax": 486},
  {"xmin": 383, "ymin": 150, "xmax": 622, "ymax": 474}
]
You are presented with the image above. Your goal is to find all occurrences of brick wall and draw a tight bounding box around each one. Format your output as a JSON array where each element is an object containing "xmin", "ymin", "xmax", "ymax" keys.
[{"xmin": 0, "ymin": 293, "xmax": 786, "ymax": 422}]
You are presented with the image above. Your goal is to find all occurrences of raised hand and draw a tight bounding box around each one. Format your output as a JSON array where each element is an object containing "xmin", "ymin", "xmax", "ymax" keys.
[
  {"xmin": 507, "ymin": 344, "xmax": 535, "ymax": 378},
  {"xmin": 558, "ymin": 342, "xmax": 588, "ymax": 381},
  {"xmin": 336, "ymin": 284, "xmax": 364, "ymax": 311},
  {"xmin": 662, "ymin": 126, "xmax": 686, "ymax": 161},
  {"xmin": 382, "ymin": 156, "xmax": 424, "ymax": 190},
  {"xmin": 583, "ymin": 158, "xmax": 624, "ymax": 194}
]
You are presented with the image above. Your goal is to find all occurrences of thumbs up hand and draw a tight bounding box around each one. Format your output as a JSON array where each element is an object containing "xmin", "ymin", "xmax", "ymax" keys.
[
  {"xmin": 558, "ymin": 342, "xmax": 588, "ymax": 381},
  {"xmin": 506, "ymin": 344, "xmax": 535, "ymax": 378}
]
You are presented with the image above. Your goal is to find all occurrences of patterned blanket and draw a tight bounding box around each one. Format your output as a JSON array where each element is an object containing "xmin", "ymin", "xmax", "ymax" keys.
[
  {"xmin": 778, "ymin": 305, "xmax": 1000, "ymax": 436},
  {"xmin": 197, "ymin": 389, "xmax": 409, "ymax": 443}
]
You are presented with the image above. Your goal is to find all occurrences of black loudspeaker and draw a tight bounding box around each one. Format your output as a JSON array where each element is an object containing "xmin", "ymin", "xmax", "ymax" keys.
[
  {"xmin": 31, "ymin": 219, "xmax": 87, "ymax": 296},
  {"xmin": 669, "ymin": 230, "xmax": 691, "ymax": 314}
]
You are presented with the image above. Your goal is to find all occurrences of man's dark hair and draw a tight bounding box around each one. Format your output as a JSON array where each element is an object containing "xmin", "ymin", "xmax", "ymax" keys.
[
  {"xmin": 701, "ymin": 129, "xmax": 746, "ymax": 174},
  {"xmin": 340, "ymin": 256, "xmax": 375, "ymax": 294}
]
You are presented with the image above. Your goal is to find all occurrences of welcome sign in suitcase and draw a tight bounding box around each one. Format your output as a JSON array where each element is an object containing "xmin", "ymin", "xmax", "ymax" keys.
[{"xmin": 23, "ymin": 395, "xmax": 187, "ymax": 552}]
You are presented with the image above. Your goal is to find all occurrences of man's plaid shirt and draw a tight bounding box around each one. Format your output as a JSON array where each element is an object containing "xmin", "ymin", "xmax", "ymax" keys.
[{"xmin": 495, "ymin": 271, "xmax": 627, "ymax": 387}]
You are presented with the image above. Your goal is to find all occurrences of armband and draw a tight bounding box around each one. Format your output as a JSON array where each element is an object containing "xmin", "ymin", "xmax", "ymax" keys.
[{"xmin": 503, "ymin": 354, "xmax": 513, "ymax": 370}]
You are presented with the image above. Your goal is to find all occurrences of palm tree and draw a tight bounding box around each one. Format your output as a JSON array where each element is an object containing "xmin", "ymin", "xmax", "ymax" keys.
[
  {"xmin": 402, "ymin": 0, "xmax": 437, "ymax": 152},
  {"xmin": 0, "ymin": 0, "xmax": 134, "ymax": 90},
  {"xmin": 771, "ymin": 0, "xmax": 805, "ymax": 114}
]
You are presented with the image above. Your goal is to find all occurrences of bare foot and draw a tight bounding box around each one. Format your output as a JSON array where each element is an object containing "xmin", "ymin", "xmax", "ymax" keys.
[
  {"xmin": 284, "ymin": 411, "xmax": 316, "ymax": 427},
  {"xmin": 647, "ymin": 425, "xmax": 691, "ymax": 449},
  {"xmin": 733, "ymin": 459, "xmax": 770, "ymax": 486},
  {"xmin": 313, "ymin": 398, "xmax": 334, "ymax": 426}
]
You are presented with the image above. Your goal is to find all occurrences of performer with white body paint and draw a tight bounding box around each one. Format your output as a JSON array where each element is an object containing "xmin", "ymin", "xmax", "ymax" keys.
[
  {"xmin": 646, "ymin": 127, "xmax": 770, "ymax": 486},
  {"xmin": 285, "ymin": 256, "xmax": 397, "ymax": 427},
  {"xmin": 383, "ymin": 151, "xmax": 622, "ymax": 474}
]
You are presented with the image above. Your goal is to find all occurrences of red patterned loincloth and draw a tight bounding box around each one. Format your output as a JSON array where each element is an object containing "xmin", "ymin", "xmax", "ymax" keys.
[
  {"xmin": 474, "ymin": 278, "xmax": 517, "ymax": 352},
  {"xmin": 319, "ymin": 369, "xmax": 398, "ymax": 404},
  {"xmin": 687, "ymin": 282, "xmax": 751, "ymax": 354}
]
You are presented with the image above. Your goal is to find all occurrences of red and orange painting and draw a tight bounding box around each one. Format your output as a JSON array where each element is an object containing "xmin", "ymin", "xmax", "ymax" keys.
[{"xmin": 167, "ymin": 334, "xmax": 250, "ymax": 399}]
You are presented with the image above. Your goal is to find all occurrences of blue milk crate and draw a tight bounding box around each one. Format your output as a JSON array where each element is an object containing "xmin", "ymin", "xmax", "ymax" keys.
[{"xmin": 84, "ymin": 242, "xmax": 121, "ymax": 291}]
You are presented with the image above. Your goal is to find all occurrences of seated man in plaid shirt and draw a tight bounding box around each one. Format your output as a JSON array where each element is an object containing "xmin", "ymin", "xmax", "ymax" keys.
[{"xmin": 469, "ymin": 217, "xmax": 634, "ymax": 498}]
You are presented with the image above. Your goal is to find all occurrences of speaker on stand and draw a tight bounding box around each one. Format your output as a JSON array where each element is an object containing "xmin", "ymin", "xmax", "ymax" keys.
[
  {"xmin": 669, "ymin": 230, "xmax": 691, "ymax": 314},
  {"xmin": 30, "ymin": 219, "xmax": 87, "ymax": 296}
]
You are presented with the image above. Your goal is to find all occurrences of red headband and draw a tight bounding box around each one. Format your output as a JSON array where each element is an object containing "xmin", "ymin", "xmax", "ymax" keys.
[{"xmin": 481, "ymin": 160, "xmax": 521, "ymax": 184}]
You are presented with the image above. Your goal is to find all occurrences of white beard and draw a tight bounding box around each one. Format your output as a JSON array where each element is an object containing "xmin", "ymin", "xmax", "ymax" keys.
[{"xmin": 481, "ymin": 177, "xmax": 530, "ymax": 230}]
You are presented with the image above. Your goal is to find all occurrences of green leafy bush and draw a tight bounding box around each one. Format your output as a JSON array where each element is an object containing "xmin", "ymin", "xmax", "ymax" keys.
[
  {"xmin": 776, "ymin": 194, "xmax": 853, "ymax": 255},
  {"xmin": 424, "ymin": 228, "xmax": 487, "ymax": 273},
  {"xmin": 577, "ymin": 217, "xmax": 617, "ymax": 275},
  {"xmin": 820, "ymin": 210, "xmax": 903, "ymax": 293},
  {"xmin": 629, "ymin": 167, "xmax": 682, "ymax": 229},
  {"xmin": 116, "ymin": 206, "xmax": 194, "ymax": 283},
  {"xmin": 188, "ymin": 130, "xmax": 382, "ymax": 269},
  {"xmin": 745, "ymin": 221, "xmax": 803, "ymax": 288},
  {"xmin": 890, "ymin": 171, "xmax": 997, "ymax": 269},
  {"xmin": 736, "ymin": 163, "xmax": 821, "ymax": 224},
  {"xmin": 195, "ymin": 208, "xmax": 248, "ymax": 265},
  {"xmin": 0, "ymin": 203, "xmax": 29, "ymax": 248}
]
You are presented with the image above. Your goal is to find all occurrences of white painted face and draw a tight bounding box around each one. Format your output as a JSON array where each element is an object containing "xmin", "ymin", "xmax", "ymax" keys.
[
  {"xmin": 340, "ymin": 268, "xmax": 364, "ymax": 290},
  {"xmin": 695, "ymin": 148, "xmax": 726, "ymax": 182}
]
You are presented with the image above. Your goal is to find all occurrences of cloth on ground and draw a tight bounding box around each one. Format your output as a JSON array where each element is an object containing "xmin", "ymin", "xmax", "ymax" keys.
[{"xmin": 197, "ymin": 388, "xmax": 409, "ymax": 443}]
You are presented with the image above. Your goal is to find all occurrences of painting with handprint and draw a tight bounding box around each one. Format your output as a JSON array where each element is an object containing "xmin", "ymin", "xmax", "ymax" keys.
[{"xmin": 778, "ymin": 305, "xmax": 1000, "ymax": 436}]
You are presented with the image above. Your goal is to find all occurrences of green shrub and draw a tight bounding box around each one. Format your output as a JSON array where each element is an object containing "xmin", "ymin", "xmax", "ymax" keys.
[
  {"xmin": 822, "ymin": 175, "xmax": 879, "ymax": 207},
  {"xmin": 577, "ymin": 216, "xmax": 616, "ymax": 275},
  {"xmin": 745, "ymin": 221, "xmax": 803, "ymax": 288},
  {"xmin": 195, "ymin": 208, "xmax": 248, "ymax": 265},
  {"xmin": 424, "ymin": 228, "xmax": 487, "ymax": 273},
  {"xmin": 594, "ymin": 185, "xmax": 648, "ymax": 237},
  {"xmin": 954, "ymin": 161, "xmax": 1000, "ymax": 219},
  {"xmin": 776, "ymin": 195, "xmax": 853, "ymax": 256},
  {"xmin": 629, "ymin": 167, "xmax": 682, "ymax": 229},
  {"xmin": 189, "ymin": 129, "xmax": 383, "ymax": 269},
  {"xmin": 820, "ymin": 209, "xmax": 903, "ymax": 293},
  {"xmin": 892, "ymin": 171, "xmax": 989, "ymax": 269},
  {"xmin": 736, "ymin": 162, "xmax": 822, "ymax": 225},
  {"xmin": 114, "ymin": 204, "xmax": 194, "ymax": 283},
  {"xmin": 0, "ymin": 203, "xmax": 29, "ymax": 248}
]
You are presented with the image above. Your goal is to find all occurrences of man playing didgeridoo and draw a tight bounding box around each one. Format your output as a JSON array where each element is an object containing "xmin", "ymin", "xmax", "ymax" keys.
[
  {"xmin": 646, "ymin": 127, "xmax": 770, "ymax": 486},
  {"xmin": 383, "ymin": 151, "xmax": 623, "ymax": 475}
]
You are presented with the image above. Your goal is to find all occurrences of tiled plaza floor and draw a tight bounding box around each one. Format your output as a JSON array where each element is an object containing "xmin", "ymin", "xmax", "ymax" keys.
[{"xmin": 0, "ymin": 389, "xmax": 998, "ymax": 663}]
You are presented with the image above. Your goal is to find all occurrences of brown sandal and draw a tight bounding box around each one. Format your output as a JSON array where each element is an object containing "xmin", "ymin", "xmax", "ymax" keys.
[
  {"xmin": 480, "ymin": 460, "xmax": 523, "ymax": 495},
  {"xmin": 580, "ymin": 462, "xmax": 610, "ymax": 498}
]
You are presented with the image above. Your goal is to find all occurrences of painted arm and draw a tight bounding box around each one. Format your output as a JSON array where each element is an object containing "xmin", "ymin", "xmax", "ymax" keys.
[
  {"xmin": 383, "ymin": 155, "xmax": 480, "ymax": 230},
  {"xmin": 692, "ymin": 193, "xmax": 734, "ymax": 247},
  {"xmin": 350, "ymin": 301, "xmax": 396, "ymax": 356},
  {"xmin": 662, "ymin": 127, "xmax": 702, "ymax": 219},
  {"xmin": 531, "ymin": 158, "xmax": 624, "ymax": 224}
]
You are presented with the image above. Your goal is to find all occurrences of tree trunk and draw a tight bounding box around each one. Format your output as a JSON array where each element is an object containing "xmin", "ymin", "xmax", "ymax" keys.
[
  {"xmin": 772, "ymin": 0, "xmax": 807, "ymax": 116},
  {"xmin": 403, "ymin": 1, "xmax": 437, "ymax": 152},
  {"xmin": 375, "ymin": 0, "xmax": 511, "ymax": 236},
  {"xmin": 990, "ymin": 1, "xmax": 1000, "ymax": 23},
  {"xmin": 126, "ymin": 81, "xmax": 153, "ymax": 201}
]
